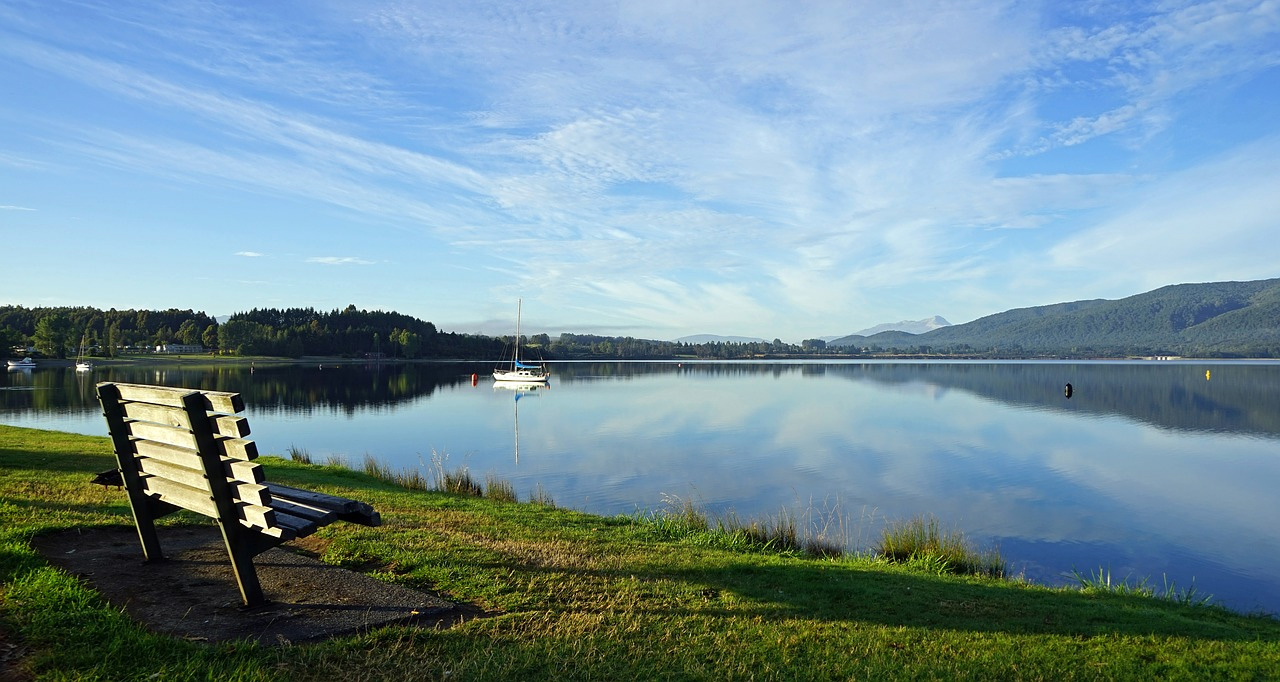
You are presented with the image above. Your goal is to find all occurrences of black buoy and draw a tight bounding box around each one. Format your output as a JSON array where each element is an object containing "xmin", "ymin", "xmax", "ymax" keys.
[{"xmin": 1064, "ymin": 382, "xmax": 1073, "ymax": 399}]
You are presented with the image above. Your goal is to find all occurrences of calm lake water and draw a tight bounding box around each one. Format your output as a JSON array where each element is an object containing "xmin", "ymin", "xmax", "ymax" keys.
[{"xmin": 3, "ymin": 359, "xmax": 1278, "ymax": 616}]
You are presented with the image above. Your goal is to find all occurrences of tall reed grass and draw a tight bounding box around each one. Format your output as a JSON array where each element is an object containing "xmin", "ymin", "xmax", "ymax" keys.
[
  {"xmin": 874, "ymin": 514, "xmax": 1005, "ymax": 577},
  {"xmin": 484, "ymin": 473, "xmax": 518, "ymax": 503},
  {"xmin": 351, "ymin": 451, "xmax": 551, "ymax": 505},
  {"xmin": 1070, "ymin": 566, "xmax": 1214, "ymax": 606},
  {"xmin": 639, "ymin": 494, "xmax": 852, "ymax": 558},
  {"xmin": 361, "ymin": 454, "xmax": 431, "ymax": 491},
  {"xmin": 529, "ymin": 483, "xmax": 557, "ymax": 508}
]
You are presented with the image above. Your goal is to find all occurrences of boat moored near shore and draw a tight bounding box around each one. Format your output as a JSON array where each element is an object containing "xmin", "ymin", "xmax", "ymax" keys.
[{"xmin": 493, "ymin": 299, "xmax": 549, "ymax": 383}]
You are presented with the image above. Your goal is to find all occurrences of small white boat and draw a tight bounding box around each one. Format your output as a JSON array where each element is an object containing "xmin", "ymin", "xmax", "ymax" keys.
[
  {"xmin": 73, "ymin": 335, "xmax": 94, "ymax": 371},
  {"xmin": 492, "ymin": 363, "xmax": 550, "ymax": 382},
  {"xmin": 7, "ymin": 357, "xmax": 36, "ymax": 368},
  {"xmin": 493, "ymin": 299, "xmax": 549, "ymax": 383}
]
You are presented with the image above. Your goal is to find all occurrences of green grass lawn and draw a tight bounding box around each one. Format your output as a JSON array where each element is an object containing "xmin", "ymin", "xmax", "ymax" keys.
[{"xmin": 2, "ymin": 424, "xmax": 1278, "ymax": 680}]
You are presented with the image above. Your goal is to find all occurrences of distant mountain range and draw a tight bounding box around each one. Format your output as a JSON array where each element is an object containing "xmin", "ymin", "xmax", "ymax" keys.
[
  {"xmin": 829, "ymin": 278, "xmax": 1280, "ymax": 357},
  {"xmin": 674, "ymin": 334, "xmax": 768, "ymax": 344},
  {"xmin": 678, "ymin": 319, "xmax": 951, "ymax": 345},
  {"xmin": 851, "ymin": 316, "xmax": 951, "ymax": 336}
]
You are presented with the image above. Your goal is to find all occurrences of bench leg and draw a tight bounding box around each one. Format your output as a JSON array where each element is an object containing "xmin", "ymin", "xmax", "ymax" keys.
[
  {"xmin": 130, "ymin": 507, "xmax": 164, "ymax": 563},
  {"xmin": 219, "ymin": 525, "xmax": 266, "ymax": 607}
]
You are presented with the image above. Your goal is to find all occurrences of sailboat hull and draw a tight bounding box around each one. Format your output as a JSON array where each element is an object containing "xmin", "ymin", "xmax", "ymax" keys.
[{"xmin": 492, "ymin": 368, "xmax": 549, "ymax": 382}]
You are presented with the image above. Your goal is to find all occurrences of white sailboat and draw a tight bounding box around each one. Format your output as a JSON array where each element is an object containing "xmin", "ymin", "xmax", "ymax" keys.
[
  {"xmin": 74, "ymin": 335, "xmax": 93, "ymax": 371},
  {"xmin": 492, "ymin": 299, "xmax": 549, "ymax": 383}
]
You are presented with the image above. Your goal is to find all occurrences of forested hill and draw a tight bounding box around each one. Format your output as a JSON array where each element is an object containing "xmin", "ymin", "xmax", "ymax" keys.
[
  {"xmin": 0, "ymin": 304, "xmax": 504, "ymax": 360},
  {"xmin": 830, "ymin": 278, "xmax": 1280, "ymax": 357}
]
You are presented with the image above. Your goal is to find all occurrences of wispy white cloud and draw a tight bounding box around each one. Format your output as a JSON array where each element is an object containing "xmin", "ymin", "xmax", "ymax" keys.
[
  {"xmin": 307, "ymin": 256, "xmax": 376, "ymax": 266},
  {"xmin": 1026, "ymin": 0, "xmax": 1280, "ymax": 152},
  {"xmin": 0, "ymin": 205, "xmax": 36, "ymax": 211},
  {"xmin": 235, "ymin": 251, "xmax": 264, "ymax": 257}
]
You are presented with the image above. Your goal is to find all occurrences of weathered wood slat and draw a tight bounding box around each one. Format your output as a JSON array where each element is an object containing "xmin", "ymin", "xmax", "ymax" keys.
[
  {"xmin": 111, "ymin": 382, "xmax": 244, "ymax": 413},
  {"xmin": 238, "ymin": 517, "xmax": 292, "ymax": 540},
  {"xmin": 212, "ymin": 414, "xmax": 251, "ymax": 438},
  {"xmin": 120, "ymin": 401, "xmax": 193, "ymax": 429},
  {"xmin": 126, "ymin": 423, "xmax": 195, "ymax": 450},
  {"xmin": 110, "ymin": 383, "xmax": 198, "ymax": 408},
  {"xmin": 121, "ymin": 397, "xmax": 247, "ymax": 442},
  {"xmin": 271, "ymin": 510, "xmax": 321, "ymax": 538},
  {"xmin": 265, "ymin": 483, "xmax": 365, "ymax": 514},
  {"xmin": 125, "ymin": 420, "xmax": 199, "ymax": 450},
  {"xmin": 199, "ymin": 390, "xmax": 244, "ymax": 414},
  {"xmin": 140, "ymin": 475, "xmax": 217, "ymax": 518},
  {"xmin": 267, "ymin": 483, "xmax": 381, "ymax": 526},
  {"xmin": 143, "ymin": 463, "xmax": 267, "ymax": 504},
  {"xmin": 131, "ymin": 439, "xmax": 203, "ymax": 470},
  {"xmin": 235, "ymin": 500, "xmax": 279, "ymax": 531},
  {"xmin": 132, "ymin": 452, "xmax": 261, "ymax": 482},
  {"xmin": 226, "ymin": 459, "xmax": 264, "ymax": 485},
  {"xmin": 231, "ymin": 481, "xmax": 270, "ymax": 506},
  {"xmin": 270, "ymin": 498, "xmax": 336, "ymax": 525},
  {"xmin": 137, "ymin": 456, "xmax": 209, "ymax": 492},
  {"xmin": 216, "ymin": 437, "xmax": 258, "ymax": 461}
]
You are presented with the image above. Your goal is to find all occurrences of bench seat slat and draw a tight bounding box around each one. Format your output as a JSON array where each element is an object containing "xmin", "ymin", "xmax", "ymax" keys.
[
  {"xmin": 270, "ymin": 498, "xmax": 336, "ymax": 525},
  {"xmin": 267, "ymin": 483, "xmax": 381, "ymax": 527},
  {"xmin": 265, "ymin": 483, "xmax": 365, "ymax": 514},
  {"xmin": 271, "ymin": 509, "xmax": 321, "ymax": 538}
]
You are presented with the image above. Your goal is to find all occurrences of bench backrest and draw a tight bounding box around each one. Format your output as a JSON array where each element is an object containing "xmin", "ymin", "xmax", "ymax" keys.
[{"xmin": 97, "ymin": 382, "xmax": 293, "ymax": 539}]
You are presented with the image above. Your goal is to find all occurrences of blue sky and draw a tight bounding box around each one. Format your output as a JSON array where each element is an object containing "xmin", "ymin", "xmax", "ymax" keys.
[{"xmin": 2, "ymin": 1, "xmax": 1278, "ymax": 342}]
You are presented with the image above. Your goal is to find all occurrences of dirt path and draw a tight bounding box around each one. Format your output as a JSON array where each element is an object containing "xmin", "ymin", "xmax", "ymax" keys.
[{"xmin": 32, "ymin": 525, "xmax": 475, "ymax": 645}]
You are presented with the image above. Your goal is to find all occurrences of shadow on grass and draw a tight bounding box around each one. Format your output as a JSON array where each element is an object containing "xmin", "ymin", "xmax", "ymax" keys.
[
  {"xmin": 672, "ymin": 562, "xmax": 1276, "ymax": 641},
  {"xmin": 0, "ymin": 496, "xmax": 130, "ymax": 521},
  {"xmin": 0, "ymin": 447, "xmax": 115, "ymax": 477},
  {"xmin": 463, "ymin": 551, "xmax": 1278, "ymax": 643}
]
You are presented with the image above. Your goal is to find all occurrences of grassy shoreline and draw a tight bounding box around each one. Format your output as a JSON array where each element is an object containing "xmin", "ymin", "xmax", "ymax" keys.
[{"xmin": 3, "ymin": 424, "xmax": 1278, "ymax": 680}]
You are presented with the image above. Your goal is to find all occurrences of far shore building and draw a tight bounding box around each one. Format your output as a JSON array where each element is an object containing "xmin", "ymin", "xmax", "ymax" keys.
[{"xmin": 156, "ymin": 343, "xmax": 205, "ymax": 354}]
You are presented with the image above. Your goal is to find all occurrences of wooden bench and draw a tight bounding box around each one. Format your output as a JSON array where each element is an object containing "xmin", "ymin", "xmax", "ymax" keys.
[{"xmin": 96, "ymin": 381, "xmax": 381, "ymax": 607}]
